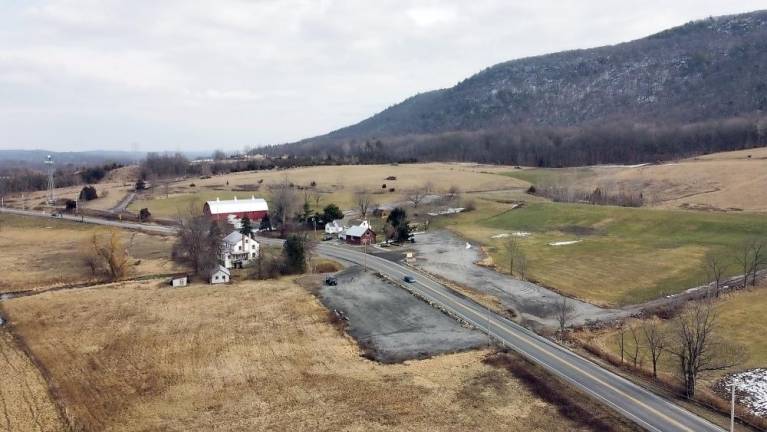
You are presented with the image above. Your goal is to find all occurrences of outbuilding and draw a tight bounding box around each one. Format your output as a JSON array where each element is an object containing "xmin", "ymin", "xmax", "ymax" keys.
[
  {"xmin": 344, "ymin": 220, "xmax": 376, "ymax": 245},
  {"xmin": 210, "ymin": 265, "xmax": 230, "ymax": 284},
  {"xmin": 204, "ymin": 196, "xmax": 268, "ymax": 222},
  {"xmin": 170, "ymin": 276, "xmax": 188, "ymax": 287}
]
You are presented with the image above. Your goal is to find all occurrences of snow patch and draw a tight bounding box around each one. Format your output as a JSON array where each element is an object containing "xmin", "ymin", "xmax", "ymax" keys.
[
  {"xmin": 427, "ymin": 207, "xmax": 465, "ymax": 216},
  {"xmin": 491, "ymin": 231, "xmax": 530, "ymax": 239},
  {"xmin": 549, "ymin": 240, "xmax": 581, "ymax": 246},
  {"xmin": 722, "ymin": 369, "xmax": 767, "ymax": 416}
]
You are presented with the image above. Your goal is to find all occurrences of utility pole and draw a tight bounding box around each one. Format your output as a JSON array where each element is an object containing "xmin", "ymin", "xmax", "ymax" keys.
[
  {"xmin": 731, "ymin": 382, "xmax": 736, "ymax": 432},
  {"xmin": 363, "ymin": 240, "xmax": 367, "ymax": 272}
]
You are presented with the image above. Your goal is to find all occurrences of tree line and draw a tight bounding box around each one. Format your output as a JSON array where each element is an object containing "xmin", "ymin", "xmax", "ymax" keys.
[{"xmin": 264, "ymin": 114, "xmax": 767, "ymax": 167}]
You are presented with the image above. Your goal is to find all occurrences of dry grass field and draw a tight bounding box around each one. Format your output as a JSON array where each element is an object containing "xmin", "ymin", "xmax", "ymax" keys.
[
  {"xmin": 128, "ymin": 163, "xmax": 527, "ymax": 218},
  {"xmin": 0, "ymin": 278, "xmax": 632, "ymax": 432},
  {"xmin": 0, "ymin": 330, "xmax": 66, "ymax": 432},
  {"xmin": 586, "ymin": 281, "xmax": 767, "ymax": 383},
  {"xmin": 505, "ymin": 147, "xmax": 767, "ymax": 212},
  {"xmin": 0, "ymin": 214, "xmax": 179, "ymax": 293}
]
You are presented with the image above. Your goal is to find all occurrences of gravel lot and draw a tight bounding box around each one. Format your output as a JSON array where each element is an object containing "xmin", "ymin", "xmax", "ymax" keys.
[
  {"xmin": 317, "ymin": 266, "xmax": 487, "ymax": 363},
  {"xmin": 400, "ymin": 230, "xmax": 631, "ymax": 329}
]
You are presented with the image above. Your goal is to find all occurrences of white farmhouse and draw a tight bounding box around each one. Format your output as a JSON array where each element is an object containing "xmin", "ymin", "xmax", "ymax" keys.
[
  {"xmin": 219, "ymin": 230, "xmax": 260, "ymax": 269},
  {"xmin": 210, "ymin": 265, "xmax": 230, "ymax": 284},
  {"xmin": 324, "ymin": 219, "xmax": 345, "ymax": 237}
]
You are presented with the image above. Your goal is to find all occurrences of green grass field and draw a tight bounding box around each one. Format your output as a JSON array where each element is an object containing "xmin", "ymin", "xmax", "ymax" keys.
[
  {"xmin": 435, "ymin": 199, "xmax": 767, "ymax": 306},
  {"xmin": 501, "ymin": 167, "xmax": 599, "ymax": 187}
]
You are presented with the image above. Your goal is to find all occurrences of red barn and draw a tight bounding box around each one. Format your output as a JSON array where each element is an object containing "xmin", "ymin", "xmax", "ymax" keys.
[
  {"xmin": 204, "ymin": 196, "xmax": 269, "ymax": 222},
  {"xmin": 344, "ymin": 220, "xmax": 376, "ymax": 245}
]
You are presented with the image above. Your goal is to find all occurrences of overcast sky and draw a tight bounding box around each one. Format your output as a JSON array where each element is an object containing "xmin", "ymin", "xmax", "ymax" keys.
[{"xmin": 0, "ymin": 1, "xmax": 764, "ymax": 153}]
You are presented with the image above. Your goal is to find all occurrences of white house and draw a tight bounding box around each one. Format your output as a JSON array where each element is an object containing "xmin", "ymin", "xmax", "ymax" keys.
[
  {"xmin": 219, "ymin": 230, "xmax": 260, "ymax": 269},
  {"xmin": 325, "ymin": 219, "xmax": 345, "ymax": 237},
  {"xmin": 210, "ymin": 265, "xmax": 230, "ymax": 284}
]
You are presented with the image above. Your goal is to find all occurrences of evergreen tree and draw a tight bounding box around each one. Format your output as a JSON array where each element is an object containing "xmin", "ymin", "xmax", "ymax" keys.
[
  {"xmin": 282, "ymin": 234, "xmax": 307, "ymax": 274},
  {"xmin": 240, "ymin": 216, "xmax": 253, "ymax": 236},
  {"xmin": 322, "ymin": 203, "xmax": 344, "ymax": 222},
  {"xmin": 259, "ymin": 214, "xmax": 272, "ymax": 231},
  {"xmin": 386, "ymin": 207, "xmax": 411, "ymax": 242}
]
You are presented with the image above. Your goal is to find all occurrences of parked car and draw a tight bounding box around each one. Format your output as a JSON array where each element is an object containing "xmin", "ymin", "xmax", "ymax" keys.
[
  {"xmin": 403, "ymin": 275, "xmax": 416, "ymax": 283},
  {"xmin": 325, "ymin": 276, "xmax": 338, "ymax": 286}
]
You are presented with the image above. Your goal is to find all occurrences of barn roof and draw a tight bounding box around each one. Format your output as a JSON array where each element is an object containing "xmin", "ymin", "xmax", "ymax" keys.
[
  {"xmin": 346, "ymin": 224, "xmax": 374, "ymax": 237},
  {"xmin": 205, "ymin": 196, "xmax": 268, "ymax": 215}
]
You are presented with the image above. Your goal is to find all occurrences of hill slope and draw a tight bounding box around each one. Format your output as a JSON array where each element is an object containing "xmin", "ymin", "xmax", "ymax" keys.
[{"xmin": 274, "ymin": 11, "xmax": 767, "ymax": 165}]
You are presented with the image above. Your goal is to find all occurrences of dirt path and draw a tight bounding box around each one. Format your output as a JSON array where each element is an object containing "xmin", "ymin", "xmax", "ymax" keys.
[{"xmin": 108, "ymin": 191, "xmax": 135, "ymax": 213}]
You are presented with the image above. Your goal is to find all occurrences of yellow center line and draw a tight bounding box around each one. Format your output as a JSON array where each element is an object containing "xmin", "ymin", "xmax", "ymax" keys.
[
  {"xmin": 321, "ymin": 245, "xmax": 717, "ymax": 431},
  {"xmin": 408, "ymin": 275, "xmax": 700, "ymax": 432}
]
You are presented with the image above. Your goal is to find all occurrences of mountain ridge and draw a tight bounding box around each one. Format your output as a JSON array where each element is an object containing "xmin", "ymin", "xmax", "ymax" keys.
[{"xmin": 270, "ymin": 10, "xmax": 767, "ymax": 165}]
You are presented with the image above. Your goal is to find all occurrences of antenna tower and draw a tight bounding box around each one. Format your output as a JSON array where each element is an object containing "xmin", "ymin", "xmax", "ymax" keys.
[{"xmin": 44, "ymin": 154, "xmax": 55, "ymax": 204}]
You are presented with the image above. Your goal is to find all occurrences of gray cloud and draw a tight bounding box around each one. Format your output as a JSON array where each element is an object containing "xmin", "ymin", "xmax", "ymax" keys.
[{"xmin": 0, "ymin": 0, "xmax": 764, "ymax": 152}]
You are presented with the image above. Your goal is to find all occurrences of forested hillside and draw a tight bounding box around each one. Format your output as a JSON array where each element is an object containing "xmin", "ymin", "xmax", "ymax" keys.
[{"xmin": 269, "ymin": 11, "xmax": 767, "ymax": 166}]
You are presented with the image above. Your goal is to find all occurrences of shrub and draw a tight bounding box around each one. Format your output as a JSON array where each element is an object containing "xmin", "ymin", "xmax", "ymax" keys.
[
  {"xmin": 79, "ymin": 185, "xmax": 98, "ymax": 201},
  {"xmin": 138, "ymin": 208, "xmax": 151, "ymax": 222}
]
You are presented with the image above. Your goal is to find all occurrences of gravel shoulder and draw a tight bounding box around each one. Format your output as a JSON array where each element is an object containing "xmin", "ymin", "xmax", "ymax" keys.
[
  {"xmin": 397, "ymin": 230, "xmax": 632, "ymax": 329},
  {"xmin": 317, "ymin": 266, "xmax": 487, "ymax": 363}
]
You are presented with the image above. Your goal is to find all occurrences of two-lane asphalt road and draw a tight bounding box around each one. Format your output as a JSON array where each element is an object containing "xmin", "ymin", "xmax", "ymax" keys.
[
  {"xmin": 0, "ymin": 206, "xmax": 726, "ymax": 431},
  {"xmin": 312, "ymin": 242, "xmax": 725, "ymax": 432}
]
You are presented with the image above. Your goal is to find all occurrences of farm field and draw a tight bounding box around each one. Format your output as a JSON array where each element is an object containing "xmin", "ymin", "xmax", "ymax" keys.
[
  {"xmin": 434, "ymin": 199, "xmax": 767, "ymax": 306},
  {"xmin": 503, "ymin": 147, "xmax": 767, "ymax": 212},
  {"xmin": 0, "ymin": 213, "xmax": 179, "ymax": 293},
  {"xmin": 587, "ymin": 281, "xmax": 767, "ymax": 388},
  {"xmin": 0, "ymin": 331, "xmax": 66, "ymax": 432},
  {"xmin": 0, "ymin": 277, "xmax": 634, "ymax": 432},
  {"xmin": 127, "ymin": 162, "xmax": 527, "ymax": 218}
]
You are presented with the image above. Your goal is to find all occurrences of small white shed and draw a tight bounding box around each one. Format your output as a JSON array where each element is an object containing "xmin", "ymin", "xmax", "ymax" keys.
[
  {"xmin": 170, "ymin": 276, "xmax": 188, "ymax": 287},
  {"xmin": 210, "ymin": 265, "xmax": 230, "ymax": 284}
]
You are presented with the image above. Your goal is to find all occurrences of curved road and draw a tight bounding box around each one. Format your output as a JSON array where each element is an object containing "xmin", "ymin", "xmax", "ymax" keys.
[
  {"xmin": 0, "ymin": 206, "xmax": 726, "ymax": 432},
  {"xmin": 267, "ymin": 239, "xmax": 724, "ymax": 432}
]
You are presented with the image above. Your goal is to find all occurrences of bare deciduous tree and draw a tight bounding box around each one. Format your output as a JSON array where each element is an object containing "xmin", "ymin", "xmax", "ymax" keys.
[
  {"xmin": 516, "ymin": 252, "xmax": 528, "ymax": 281},
  {"xmin": 641, "ymin": 318, "xmax": 667, "ymax": 379},
  {"xmin": 406, "ymin": 187, "xmax": 428, "ymax": 208},
  {"xmin": 503, "ymin": 237, "xmax": 524, "ymax": 277},
  {"xmin": 354, "ymin": 189, "xmax": 372, "ymax": 217},
  {"xmin": 309, "ymin": 191, "xmax": 322, "ymax": 209},
  {"xmin": 88, "ymin": 229, "xmax": 132, "ymax": 281},
  {"xmin": 628, "ymin": 323, "xmax": 642, "ymax": 368},
  {"xmin": 173, "ymin": 203, "xmax": 223, "ymax": 277},
  {"xmin": 617, "ymin": 324, "xmax": 626, "ymax": 364},
  {"xmin": 271, "ymin": 177, "xmax": 298, "ymax": 236},
  {"xmin": 735, "ymin": 238, "xmax": 766, "ymax": 288},
  {"xmin": 446, "ymin": 185, "xmax": 461, "ymax": 202},
  {"xmin": 556, "ymin": 297, "xmax": 575, "ymax": 337},
  {"xmin": 704, "ymin": 253, "xmax": 728, "ymax": 298},
  {"xmin": 667, "ymin": 300, "xmax": 746, "ymax": 398}
]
